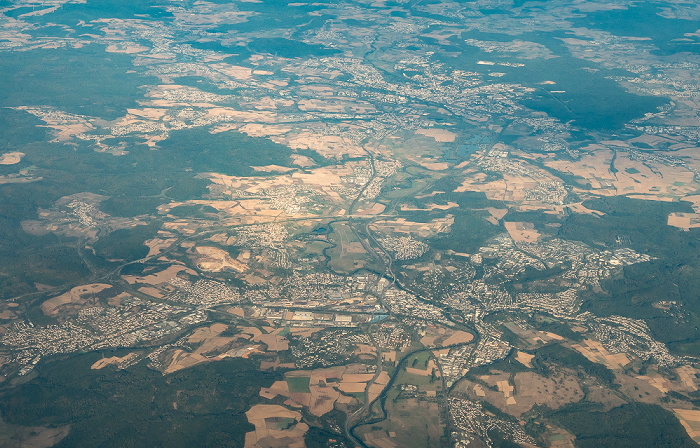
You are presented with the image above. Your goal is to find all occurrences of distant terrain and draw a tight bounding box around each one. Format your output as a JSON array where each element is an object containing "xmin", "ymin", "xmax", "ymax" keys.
[{"xmin": 1, "ymin": 0, "xmax": 700, "ymax": 447}]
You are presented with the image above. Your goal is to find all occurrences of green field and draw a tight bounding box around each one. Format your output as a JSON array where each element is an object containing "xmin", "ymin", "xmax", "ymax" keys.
[{"xmin": 287, "ymin": 376, "xmax": 311, "ymax": 393}]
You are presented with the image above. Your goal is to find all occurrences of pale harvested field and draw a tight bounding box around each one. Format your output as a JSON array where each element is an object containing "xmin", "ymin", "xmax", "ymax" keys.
[
  {"xmin": 497, "ymin": 380, "xmax": 516, "ymax": 405},
  {"xmin": 260, "ymin": 368, "xmax": 343, "ymax": 416},
  {"xmin": 415, "ymin": 128, "xmax": 457, "ymax": 142},
  {"xmin": 400, "ymin": 201, "xmax": 459, "ymax": 212},
  {"xmin": 356, "ymin": 202, "xmax": 386, "ymax": 215},
  {"xmin": 421, "ymin": 327, "xmax": 473, "ymax": 348},
  {"xmin": 682, "ymin": 195, "xmax": 700, "ymax": 209},
  {"xmin": 636, "ymin": 373, "xmax": 672, "ymax": 393},
  {"xmin": 405, "ymin": 359, "xmax": 439, "ymax": 377},
  {"xmin": 42, "ymin": 283, "xmax": 112, "ymax": 316},
  {"xmin": 138, "ymin": 286, "xmax": 163, "ymax": 299},
  {"xmin": 123, "ymin": 265, "xmax": 196, "ymax": 285},
  {"xmin": 368, "ymin": 383, "xmax": 386, "ymax": 403},
  {"xmin": 0, "ymin": 152, "xmax": 24, "ymax": 165},
  {"xmin": 544, "ymin": 332, "xmax": 563, "ymax": 340},
  {"xmin": 105, "ymin": 42, "xmax": 149, "ymax": 53},
  {"xmin": 338, "ymin": 382, "xmax": 366, "ymax": 393},
  {"xmin": 284, "ymin": 131, "xmax": 365, "ymax": 159},
  {"xmin": 515, "ymin": 351, "xmax": 535, "ymax": 368},
  {"xmin": 616, "ymin": 374, "xmax": 666, "ymax": 404},
  {"xmin": 512, "ymin": 371, "xmax": 583, "ymax": 414},
  {"xmin": 309, "ymin": 384, "xmax": 341, "ymax": 416},
  {"xmin": 0, "ymin": 302, "xmax": 20, "ymax": 320},
  {"xmin": 503, "ymin": 322, "xmax": 563, "ymax": 347},
  {"xmin": 91, "ymin": 352, "xmax": 138, "ymax": 370},
  {"xmin": 546, "ymin": 149, "xmax": 699, "ymax": 199},
  {"xmin": 244, "ymin": 274, "xmax": 267, "ymax": 285},
  {"xmin": 228, "ymin": 307, "xmax": 245, "ymax": 317},
  {"xmin": 144, "ymin": 237, "xmax": 177, "ymax": 257},
  {"xmin": 125, "ymin": 107, "xmax": 168, "ymax": 120},
  {"xmin": 237, "ymin": 123, "xmax": 292, "ymax": 137},
  {"xmin": 355, "ymin": 343, "xmax": 376, "ymax": 354},
  {"xmin": 676, "ymin": 365, "xmax": 700, "ymax": 391},
  {"xmin": 107, "ymin": 292, "xmax": 130, "ymax": 307},
  {"xmin": 479, "ymin": 175, "xmax": 537, "ymax": 202},
  {"xmin": 203, "ymin": 161, "xmax": 358, "ymax": 216},
  {"xmin": 382, "ymin": 351, "xmax": 397, "ymax": 364},
  {"xmin": 571, "ymin": 339, "xmax": 629, "ymax": 369},
  {"xmin": 485, "ymin": 207, "xmax": 508, "ymax": 224},
  {"xmin": 251, "ymin": 164, "xmax": 295, "ymax": 173},
  {"xmin": 313, "ymin": 367, "xmax": 346, "ymax": 382},
  {"xmin": 371, "ymin": 215, "xmax": 454, "ymax": 239},
  {"xmin": 441, "ymin": 330, "xmax": 474, "ymax": 346},
  {"xmin": 326, "ymin": 366, "xmax": 389, "ymax": 400},
  {"xmin": 291, "ymin": 154, "xmax": 316, "ymax": 167},
  {"xmin": 163, "ymin": 323, "xmax": 238, "ymax": 374},
  {"xmin": 668, "ymin": 213, "xmax": 700, "ymax": 230},
  {"xmin": 202, "ymin": 106, "xmax": 276, "ymax": 123},
  {"xmin": 297, "ymin": 98, "xmax": 345, "ymax": 113},
  {"xmin": 164, "ymin": 350, "xmax": 208, "ymax": 374},
  {"xmin": 342, "ymin": 373, "xmax": 376, "ymax": 383},
  {"xmin": 460, "ymin": 370, "xmax": 582, "ymax": 416},
  {"xmin": 411, "ymin": 158, "xmax": 449, "ymax": 171},
  {"xmin": 260, "ymin": 380, "xmax": 291, "ymax": 401},
  {"xmin": 504, "ymin": 221, "xmax": 541, "ymax": 242},
  {"xmin": 252, "ymin": 328, "xmax": 290, "ymax": 351},
  {"xmin": 49, "ymin": 122, "xmax": 95, "ymax": 141},
  {"xmin": 238, "ymin": 326, "xmax": 263, "ymax": 340},
  {"xmin": 245, "ymin": 404, "xmax": 307, "ymax": 448},
  {"xmin": 675, "ymin": 409, "xmax": 700, "ymax": 443}
]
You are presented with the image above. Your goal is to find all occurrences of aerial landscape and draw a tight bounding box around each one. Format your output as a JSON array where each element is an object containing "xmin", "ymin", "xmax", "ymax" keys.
[{"xmin": 1, "ymin": 0, "xmax": 700, "ymax": 447}]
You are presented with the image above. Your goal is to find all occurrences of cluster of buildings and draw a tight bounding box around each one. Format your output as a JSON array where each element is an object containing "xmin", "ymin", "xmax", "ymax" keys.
[
  {"xmin": 519, "ymin": 239, "xmax": 652, "ymax": 289},
  {"xmin": 449, "ymin": 397, "xmax": 536, "ymax": 448},
  {"xmin": 1, "ymin": 296, "xmax": 194, "ymax": 375},
  {"xmin": 66, "ymin": 200, "xmax": 98, "ymax": 227},
  {"xmin": 516, "ymin": 288, "xmax": 580, "ymax": 318},
  {"xmin": 360, "ymin": 159, "xmax": 402, "ymax": 200},
  {"xmin": 379, "ymin": 235, "xmax": 429, "ymax": 260},
  {"xmin": 447, "ymin": 281, "xmax": 512, "ymax": 314},
  {"xmin": 480, "ymin": 235, "xmax": 546, "ymax": 279},
  {"xmin": 168, "ymin": 278, "xmax": 241, "ymax": 307},
  {"xmin": 591, "ymin": 315, "xmax": 684, "ymax": 368},
  {"xmin": 235, "ymin": 223, "xmax": 289, "ymax": 249},
  {"xmin": 374, "ymin": 324, "xmax": 412, "ymax": 350},
  {"xmin": 384, "ymin": 287, "xmax": 448, "ymax": 323},
  {"xmin": 266, "ymin": 185, "xmax": 315, "ymax": 214},
  {"xmin": 289, "ymin": 329, "xmax": 371, "ymax": 368},
  {"xmin": 443, "ymin": 235, "xmax": 656, "ymax": 319},
  {"xmin": 468, "ymin": 331, "xmax": 513, "ymax": 371},
  {"xmin": 439, "ymin": 321, "xmax": 512, "ymax": 386},
  {"xmin": 478, "ymin": 150, "xmax": 567, "ymax": 205},
  {"xmin": 439, "ymin": 345, "xmax": 475, "ymax": 386},
  {"xmin": 248, "ymin": 307, "xmax": 376, "ymax": 328},
  {"xmin": 335, "ymin": 163, "xmax": 372, "ymax": 199},
  {"xmin": 246, "ymin": 272, "xmax": 382, "ymax": 313}
]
